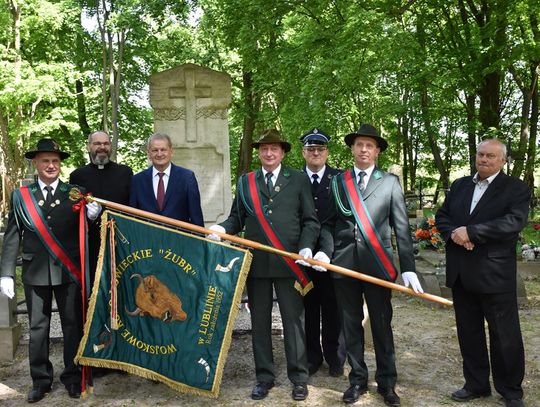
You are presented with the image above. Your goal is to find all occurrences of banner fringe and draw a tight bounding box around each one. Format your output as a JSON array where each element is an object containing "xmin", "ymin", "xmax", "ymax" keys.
[{"xmin": 75, "ymin": 210, "xmax": 253, "ymax": 398}]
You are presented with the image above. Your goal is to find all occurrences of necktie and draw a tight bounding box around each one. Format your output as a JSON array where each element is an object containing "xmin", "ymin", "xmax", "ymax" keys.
[
  {"xmin": 265, "ymin": 172, "xmax": 273, "ymax": 194},
  {"xmin": 311, "ymin": 173, "xmax": 319, "ymax": 192},
  {"xmin": 157, "ymin": 172, "xmax": 165, "ymax": 211},
  {"xmin": 358, "ymin": 171, "xmax": 366, "ymax": 194},
  {"xmin": 44, "ymin": 185, "xmax": 53, "ymax": 206}
]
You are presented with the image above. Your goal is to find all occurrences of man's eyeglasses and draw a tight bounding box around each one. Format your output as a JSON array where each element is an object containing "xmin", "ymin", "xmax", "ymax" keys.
[{"xmin": 304, "ymin": 146, "xmax": 327, "ymax": 153}]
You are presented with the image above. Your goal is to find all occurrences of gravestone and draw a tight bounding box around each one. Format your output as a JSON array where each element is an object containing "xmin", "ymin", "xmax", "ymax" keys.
[
  {"xmin": 149, "ymin": 63, "xmax": 232, "ymax": 226},
  {"xmin": 0, "ymin": 257, "xmax": 21, "ymax": 362}
]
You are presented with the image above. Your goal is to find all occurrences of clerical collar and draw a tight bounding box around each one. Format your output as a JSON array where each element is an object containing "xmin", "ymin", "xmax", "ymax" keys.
[{"xmin": 92, "ymin": 161, "xmax": 112, "ymax": 170}]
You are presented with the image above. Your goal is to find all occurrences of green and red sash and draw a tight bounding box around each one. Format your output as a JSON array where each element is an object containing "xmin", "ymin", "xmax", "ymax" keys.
[
  {"xmin": 241, "ymin": 171, "xmax": 312, "ymax": 295},
  {"xmin": 13, "ymin": 185, "xmax": 82, "ymax": 285},
  {"xmin": 14, "ymin": 184, "xmax": 93, "ymax": 393},
  {"xmin": 341, "ymin": 170, "xmax": 398, "ymax": 282}
]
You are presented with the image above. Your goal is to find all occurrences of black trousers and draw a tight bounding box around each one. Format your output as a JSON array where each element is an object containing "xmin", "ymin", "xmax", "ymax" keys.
[
  {"xmin": 304, "ymin": 268, "xmax": 346, "ymax": 369},
  {"xmin": 334, "ymin": 277, "xmax": 397, "ymax": 389},
  {"xmin": 247, "ymin": 277, "xmax": 309, "ymax": 384},
  {"xmin": 24, "ymin": 282, "xmax": 83, "ymax": 387},
  {"xmin": 452, "ymin": 279, "xmax": 524, "ymax": 400}
]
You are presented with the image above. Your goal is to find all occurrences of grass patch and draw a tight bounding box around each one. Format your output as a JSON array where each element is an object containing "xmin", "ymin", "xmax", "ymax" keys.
[{"xmin": 525, "ymin": 279, "xmax": 540, "ymax": 298}]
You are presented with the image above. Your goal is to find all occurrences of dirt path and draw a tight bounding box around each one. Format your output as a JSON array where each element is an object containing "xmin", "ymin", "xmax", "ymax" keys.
[{"xmin": 1, "ymin": 288, "xmax": 539, "ymax": 406}]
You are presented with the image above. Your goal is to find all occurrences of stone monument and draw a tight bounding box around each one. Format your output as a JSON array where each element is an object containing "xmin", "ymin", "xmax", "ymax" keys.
[
  {"xmin": 0, "ymin": 289, "xmax": 22, "ymax": 362},
  {"xmin": 149, "ymin": 63, "xmax": 232, "ymax": 226}
]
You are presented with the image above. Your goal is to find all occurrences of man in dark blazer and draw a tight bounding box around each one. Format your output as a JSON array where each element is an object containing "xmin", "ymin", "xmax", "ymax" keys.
[
  {"xmin": 208, "ymin": 129, "xmax": 319, "ymax": 401},
  {"xmin": 436, "ymin": 139, "xmax": 529, "ymax": 407},
  {"xmin": 129, "ymin": 133, "xmax": 204, "ymax": 226},
  {"xmin": 299, "ymin": 128, "xmax": 346, "ymax": 377},
  {"xmin": 70, "ymin": 130, "xmax": 133, "ymax": 285},
  {"xmin": 0, "ymin": 139, "xmax": 100, "ymax": 402},
  {"xmin": 314, "ymin": 124, "xmax": 423, "ymax": 406}
]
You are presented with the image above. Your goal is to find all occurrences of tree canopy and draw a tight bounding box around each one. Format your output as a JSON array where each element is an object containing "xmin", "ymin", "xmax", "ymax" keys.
[{"xmin": 1, "ymin": 0, "xmax": 538, "ymax": 211}]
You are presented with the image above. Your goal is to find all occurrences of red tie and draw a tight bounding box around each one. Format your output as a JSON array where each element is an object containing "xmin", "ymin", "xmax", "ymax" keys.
[{"xmin": 157, "ymin": 172, "xmax": 165, "ymax": 211}]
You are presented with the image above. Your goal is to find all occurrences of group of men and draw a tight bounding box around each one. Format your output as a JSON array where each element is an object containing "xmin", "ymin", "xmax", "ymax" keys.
[
  {"xmin": 0, "ymin": 125, "xmax": 530, "ymax": 407},
  {"xmin": 0, "ymin": 131, "xmax": 204, "ymax": 403}
]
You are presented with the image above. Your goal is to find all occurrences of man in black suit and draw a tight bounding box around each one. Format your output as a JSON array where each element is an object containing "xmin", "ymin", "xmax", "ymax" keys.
[
  {"xmin": 208, "ymin": 129, "xmax": 319, "ymax": 401},
  {"xmin": 436, "ymin": 139, "xmax": 530, "ymax": 407},
  {"xmin": 70, "ymin": 130, "xmax": 133, "ymax": 285},
  {"xmin": 0, "ymin": 139, "xmax": 100, "ymax": 402},
  {"xmin": 314, "ymin": 124, "xmax": 423, "ymax": 406},
  {"xmin": 299, "ymin": 128, "xmax": 346, "ymax": 377}
]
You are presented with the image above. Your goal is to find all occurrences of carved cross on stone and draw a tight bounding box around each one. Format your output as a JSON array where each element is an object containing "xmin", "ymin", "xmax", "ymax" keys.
[{"xmin": 169, "ymin": 68, "xmax": 212, "ymax": 142}]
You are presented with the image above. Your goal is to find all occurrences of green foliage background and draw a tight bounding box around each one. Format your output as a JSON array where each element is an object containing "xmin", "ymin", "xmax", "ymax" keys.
[{"xmin": 1, "ymin": 0, "xmax": 539, "ymax": 204}]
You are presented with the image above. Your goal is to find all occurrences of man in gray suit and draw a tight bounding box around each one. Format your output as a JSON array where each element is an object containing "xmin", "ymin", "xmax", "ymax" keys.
[
  {"xmin": 314, "ymin": 124, "xmax": 422, "ymax": 406},
  {"xmin": 208, "ymin": 129, "xmax": 319, "ymax": 401}
]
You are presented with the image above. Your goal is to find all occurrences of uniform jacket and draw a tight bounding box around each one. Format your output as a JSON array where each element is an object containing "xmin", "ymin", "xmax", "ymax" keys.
[
  {"xmin": 304, "ymin": 165, "xmax": 341, "ymax": 251},
  {"xmin": 319, "ymin": 168, "xmax": 415, "ymax": 279},
  {"xmin": 220, "ymin": 167, "xmax": 320, "ymax": 278},
  {"xmin": 129, "ymin": 163, "xmax": 204, "ymax": 226},
  {"xmin": 0, "ymin": 181, "xmax": 83, "ymax": 286},
  {"xmin": 435, "ymin": 172, "xmax": 530, "ymax": 293}
]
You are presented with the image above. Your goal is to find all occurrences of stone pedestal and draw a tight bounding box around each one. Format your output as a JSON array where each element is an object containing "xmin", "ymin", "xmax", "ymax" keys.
[
  {"xmin": 0, "ymin": 294, "xmax": 21, "ymax": 362},
  {"xmin": 150, "ymin": 63, "xmax": 232, "ymax": 226}
]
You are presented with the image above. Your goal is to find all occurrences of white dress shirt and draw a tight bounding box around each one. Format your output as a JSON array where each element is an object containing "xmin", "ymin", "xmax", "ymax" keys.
[
  {"xmin": 38, "ymin": 178, "xmax": 60, "ymax": 200},
  {"xmin": 470, "ymin": 171, "xmax": 500, "ymax": 213},
  {"xmin": 354, "ymin": 165, "xmax": 375, "ymax": 190},
  {"xmin": 262, "ymin": 164, "xmax": 281, "ymax": 188},
  {"xmin": 305, "ymin": 165, "xmax": 326, "ymax": 184},
  {"xmin": 152, "ymin": 165, "xmax": 171, "ymax": 198}
]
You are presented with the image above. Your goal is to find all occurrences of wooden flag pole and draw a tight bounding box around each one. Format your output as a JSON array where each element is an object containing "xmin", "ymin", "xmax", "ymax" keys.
[{"xmin": 88, "ymin": 196, "xmax": 453, "ymax": 307}]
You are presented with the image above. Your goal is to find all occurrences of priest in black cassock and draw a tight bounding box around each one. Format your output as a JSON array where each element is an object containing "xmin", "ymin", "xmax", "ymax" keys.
[{"xmin": 69, "ymin": 131, "xmax": 133, "ymax": 284}]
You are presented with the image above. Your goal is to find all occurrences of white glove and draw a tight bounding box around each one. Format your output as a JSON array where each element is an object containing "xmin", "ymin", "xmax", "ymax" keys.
[
  {"xmin": 402, "ymin": 271, "xmax": 424, "ymax": 293},
  {"xmin": 86, "ymin": 202, "xmax": 102, "ymax": 220},
  {"xmin": 312, "ymin": 251, "xmax": 330, "ymax": 272},
  {"xmin": 207, "ymin": 224, "xmax": 225, "ymax": 241},
  {"xmin": 0, "ymin": 277, "xmax": 15, "ymax": 299},
  {"xmin": 295, "ymin": 248, "xmax": 313, "ymax": 267}
]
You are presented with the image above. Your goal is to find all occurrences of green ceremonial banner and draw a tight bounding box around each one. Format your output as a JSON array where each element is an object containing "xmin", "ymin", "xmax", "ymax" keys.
[{"xmin": 76, "ymin": 210, "xmax": 252, "ymax": 397}]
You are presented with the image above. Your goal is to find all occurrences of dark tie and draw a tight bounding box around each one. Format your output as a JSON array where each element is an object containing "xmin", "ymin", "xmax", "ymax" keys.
[
  {"xmin": 358, "ymin": 171, "xmax": 366, "ymax": 194},
  {"xmin": 311, "ymin": 173, "xmax": 319, "ymax": 192},
  {"xmin": 157, "ymin": 172, "xmax": 165, "ymax": 211},
  {"xmin": 44, "ymin": 185, "xmax": 53, "ymax": 206},
  {"xmin": 265, "ymin": 172, "xmax": 273, "ymax": 194}
]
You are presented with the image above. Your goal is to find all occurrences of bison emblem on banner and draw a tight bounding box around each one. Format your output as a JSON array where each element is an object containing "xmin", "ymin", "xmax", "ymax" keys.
[{"xmin": 76, "ymin": 210, "xmax": 252, "ymax": 398}]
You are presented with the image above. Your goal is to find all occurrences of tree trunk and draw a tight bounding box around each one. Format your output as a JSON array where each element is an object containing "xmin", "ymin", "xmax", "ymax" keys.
[
  {"xmin": 109, "ymin": 29, "xmax": 126, "ymax": 162},
  {"xmin": 237, "ymin": 70, "xmax": 259, "ymax": 179},
  {"xmin": 478, "ymin": 71, "xmax": 501, "ymax": 132},
  {"xmin": 524, "ymin": 68, "xmax": 538, "ymax": 198},
  {"xmin": 465, "ymin": 93, "xmax": 477, "ymax": 173},
  {"xmin": 98, "ymin": 0, "xmax": 109, "ymax": 133}
]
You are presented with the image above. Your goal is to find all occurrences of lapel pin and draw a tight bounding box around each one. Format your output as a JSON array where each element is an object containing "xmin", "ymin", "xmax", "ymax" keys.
[
  {"xmin": 38, "ymin": 200, "xmax": 44, "ymax": 206},
  {"xmin": 274, "ymin": 186, "xmax": 280, "ymax": 192},
  {"xmin": 55, "ymin": 199, "xmax": 60, "ymax": 205}
]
